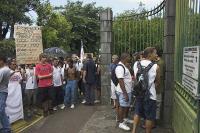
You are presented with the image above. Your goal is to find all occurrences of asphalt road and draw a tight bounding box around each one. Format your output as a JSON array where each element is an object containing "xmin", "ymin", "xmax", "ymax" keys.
[{"xmin": 22, "ymin": 105, "xmax": 97, "ymax": 133}]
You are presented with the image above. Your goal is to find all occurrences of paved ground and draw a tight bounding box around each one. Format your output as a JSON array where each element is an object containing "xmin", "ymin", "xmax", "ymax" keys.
[
  {"xmin": 22, "ymin": 105, "xmax": 173, "ymax": 133},
  {"xmin": 22, "ymin": 105, "xmax": 97, "ymax": 133},
  {"xmin": 80, "ymin": 106, "xmax": 173, "ymax": 133}
]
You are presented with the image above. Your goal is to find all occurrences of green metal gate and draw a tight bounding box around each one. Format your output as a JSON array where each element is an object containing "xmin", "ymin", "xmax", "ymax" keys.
[
  {"xmin": 173, "ymin": 0, "xmax": 200, "ymax": 133},
  {"xmin": 112, "ymin": 1, "xmax": 165, "ymax": 55}
]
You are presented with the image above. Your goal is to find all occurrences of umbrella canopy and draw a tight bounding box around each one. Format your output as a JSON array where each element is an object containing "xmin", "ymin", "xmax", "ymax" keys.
[{"xmin": 44, "ymin": 47, "xmax": 67, "ymax": 57}]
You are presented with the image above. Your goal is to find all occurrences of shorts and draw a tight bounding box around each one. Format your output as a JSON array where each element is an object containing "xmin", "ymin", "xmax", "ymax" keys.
[
  {"xmin": 37, "ymin": 86, "xmax": 54, "ymax": 103},
  {"xmin": 111, "ymin": 81, "xmax": 117, "ymax": 100},
  {"xmin": 116, "ymin": 92, "xmax": 132, "ymax": 107},
  {"xmin": 134, "ymin": 98, "xmax": 157, "ymax": 120}
]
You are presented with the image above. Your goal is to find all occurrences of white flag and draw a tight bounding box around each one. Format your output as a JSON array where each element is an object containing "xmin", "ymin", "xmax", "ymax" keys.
[{"xmin": 80, "ymin": 40, "xmax": 84, "ymax": 63}]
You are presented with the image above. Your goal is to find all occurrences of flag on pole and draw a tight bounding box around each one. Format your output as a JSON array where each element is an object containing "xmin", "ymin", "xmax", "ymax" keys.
[{"xmin": 80, "ymin": 40, "xmax": 84, "ymax": 64}]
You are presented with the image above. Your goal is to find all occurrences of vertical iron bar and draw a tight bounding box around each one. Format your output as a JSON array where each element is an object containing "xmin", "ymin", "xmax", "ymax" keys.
[{"xmin": 129, "ymin": 20, "xmax": 131, "ymax": 53}]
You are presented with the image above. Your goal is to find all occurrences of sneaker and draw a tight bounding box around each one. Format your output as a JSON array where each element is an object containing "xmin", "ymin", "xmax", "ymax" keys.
[
  {"xmin": 82, "ymin": 99, "xmax": 86, "ymax": 104},
  {"xmin": 124, "ymin": 118, "xmax": 133, "ymax": 124},
  {"xmin": 70, "ymin": 104, "xmax": 75, "ymax": 109},
  {"xmin": 119, "ymin": 122, "xmax": 130, "ymax": 131},
  {"xmin": 94, "ymin": 100, "xmax": 100, "ymax": 104},
  {"xmin": 60, "ymin": 104, "xmax": 65, "ymax": 110},
  {"xmin": 53, "ymin": 107, "xmax": 57, "ymax": 111}
]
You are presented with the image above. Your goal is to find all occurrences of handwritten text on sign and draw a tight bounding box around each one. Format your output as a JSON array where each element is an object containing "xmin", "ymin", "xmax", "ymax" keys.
[{"xmin": 14, "ymin": 25, "xmax": 43, "ymax": 64}]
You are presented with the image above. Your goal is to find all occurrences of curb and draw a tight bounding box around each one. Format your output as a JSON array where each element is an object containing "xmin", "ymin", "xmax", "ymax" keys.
[{"xmin": 12, "ymin": 116, "xmax": 43, "ymax": 133}]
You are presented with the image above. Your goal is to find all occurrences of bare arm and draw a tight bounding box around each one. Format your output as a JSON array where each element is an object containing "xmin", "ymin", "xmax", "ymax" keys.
[
  {"xmin": 118, "ymin": 79, "xmax": 129, "ymax": 102},
  {"xmin": 118, "ymin": 79, "xmax": 127, "ymax": 93},
  {"xmin": 83, "ymin": 70, "xmax": 87, "ymax": 83},
  {"xmin": 155, "ymin": 65, "xmax": 161, "ymax": 93},
  {"xmin": 37, "ymin": 74, "xmax": 52, "ymax": 79}
]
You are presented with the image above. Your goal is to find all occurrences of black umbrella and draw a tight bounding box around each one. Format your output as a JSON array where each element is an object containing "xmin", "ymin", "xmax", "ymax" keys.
[{"xmin": 44, "ymin": 47, "xmax": 67, "ymax": 57}]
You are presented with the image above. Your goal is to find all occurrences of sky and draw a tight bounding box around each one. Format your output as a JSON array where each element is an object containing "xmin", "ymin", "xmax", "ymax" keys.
[
  {"xmin": 29, "ymin": 0, "xmax": 162, "ymax": 22},
  {"xmin": 50, "ymin": 0, "xmax": 163, "ymax": 14},
  {"xmin": 8, "ymin": 0, "xmax": 162, "ymax": 37}
]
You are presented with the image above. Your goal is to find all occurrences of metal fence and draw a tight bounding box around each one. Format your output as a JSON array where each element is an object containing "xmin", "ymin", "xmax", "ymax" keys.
[
  {"xmin": 173, "ymin": 0, "xmax": 200, "ymax": 133},
  {"xmin": 112, "ymin": 0, "xmax": 166, "ymax": 55}
]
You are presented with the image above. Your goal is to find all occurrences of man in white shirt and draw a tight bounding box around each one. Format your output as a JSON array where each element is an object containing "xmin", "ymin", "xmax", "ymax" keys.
[
  {"xmin": 52, "ymin": 57, "xmax": 64, "ymax": 110},
  {"xmin": 132, "ymin": 47, "xmax": 160, "ymax": 133},
  {"xmin": 25, "ymin": 64, "xmax": 37, "ymax": 117},
  {"xmin": 115, "ymin": 53, "xmax": 133, "ymax": 131}
]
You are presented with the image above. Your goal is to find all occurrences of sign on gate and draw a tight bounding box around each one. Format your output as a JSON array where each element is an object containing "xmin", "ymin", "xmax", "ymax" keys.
[
  {"xmin": 14, "ymin": 25, "xmax": 43, "ymax": 64},
  {"xmin": 182, "ymin": 46, "xmax": 200, "ymax": 97}
]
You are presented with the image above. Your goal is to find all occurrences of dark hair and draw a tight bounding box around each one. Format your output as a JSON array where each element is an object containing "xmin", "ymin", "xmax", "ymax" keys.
[
  {"xmin": 120, "ymin": 53, "xmax": 130, "ymax": 61},
  {"xmin": 0, "ymin": 54, "xmax": 7, "ymax": 63},
  {"xmin": 68, "ymin": 58, "xmax": 74, "ymax": 64},
  {"xmin": 39, "ymin": 53, "xmax": 47, "ymax": 60},
  {"xmin": 58, "ymin": 61, "xmax": 64, "ymax": 67},
  {"xmin": 87, "ymin": 54, "xmax": 92, "ymax": 59},
  {"xmin": 143, "ymin": 47, "xmax": 156, "ymax": 58},
  {"xmin": 157, "ymin": 48, "xmax": 163, "ymax": 57}
]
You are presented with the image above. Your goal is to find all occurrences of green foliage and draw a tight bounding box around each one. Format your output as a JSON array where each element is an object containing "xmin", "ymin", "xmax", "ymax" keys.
[
  {"xmin": 113, "ymin": 12, "xmax": 164, "ymax": 55},
  {"xmin": 36, "ymin": 1, "xmax": 72, "ymax": 50},
  {"xmin": 0, "ymin": 40, "xmax": 15, "ymax": 58},
  {"xmin": 62, "ymin": 1, "xmax": 103, "ymax": 53},
  {"xmin": 42, "ymin": 13, "xmax": 72, "ymax": 50},
  {"xmin": 0, "ymin": 0, "xmax": 40, "ymax": 39},
  {"xmin": 36, "ymin": 0, "xmax": 53, "ymax": 26},
  {"xmin": 37, "ymin": 1, "xmax": 103, "ymax": 54}
]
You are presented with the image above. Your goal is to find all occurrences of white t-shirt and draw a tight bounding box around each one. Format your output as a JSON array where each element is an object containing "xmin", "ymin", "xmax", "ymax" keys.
[
  {"xmin": 115, "ymin": 62, "xmax": 133, "ymax": 93},
  {"xmin": 53, "ymin": 66, "xmax": 62, "ymax": 87},
  {"xmin": 133, "ymin": 60, "xmax": 158, "ymax": 100},
  {"xmin": 25, "ymin": 68, "xmax": 37, "ymax": 89},
  {"xmin": 75, "ymin": 62, "xmax": 83, "ymax": 71}
]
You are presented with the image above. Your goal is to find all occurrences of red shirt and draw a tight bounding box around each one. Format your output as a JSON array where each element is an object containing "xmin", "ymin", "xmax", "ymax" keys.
[{"xmin": 35, "ymin": 63, "xmax": 53, "ymax": 88}]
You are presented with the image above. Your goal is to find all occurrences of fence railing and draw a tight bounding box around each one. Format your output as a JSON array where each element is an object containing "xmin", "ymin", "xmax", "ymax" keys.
[{"xmin": 112, "ymin": 0, "xmax": 166, "ymax": 55}]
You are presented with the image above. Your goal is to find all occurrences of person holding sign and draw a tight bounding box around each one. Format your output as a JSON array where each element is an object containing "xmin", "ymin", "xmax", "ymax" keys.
[{"xmin": 35, "ymin": 53, "xmax": 53, "ymax": 117}]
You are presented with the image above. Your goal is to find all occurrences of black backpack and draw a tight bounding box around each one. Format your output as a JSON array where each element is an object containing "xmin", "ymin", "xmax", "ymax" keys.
[
  {"xmin": 111, "ymin": 64, "xmax": 125, "ymax": 86},
  {"xmin": 134, "ymin": 61, "xmax": 155, "ymax": 99}
]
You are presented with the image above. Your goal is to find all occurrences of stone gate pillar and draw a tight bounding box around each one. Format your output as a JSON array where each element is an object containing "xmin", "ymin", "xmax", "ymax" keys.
[
  {"xmin": 100, "ymin": 9, "xmax": 113, "ymax": 105},
  {"xmin": 163, "ymin": 0, "xmax": 176, "ymax": 127}
]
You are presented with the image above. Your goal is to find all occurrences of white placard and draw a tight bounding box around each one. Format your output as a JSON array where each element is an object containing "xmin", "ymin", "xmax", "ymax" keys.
[
  {"xmin": 182, "ymin": 74, "xmax": 198, "ymax": 96},
  {"xmin": 183, "ymin": 46, "xmax": 200, "ymax": 80},
  {"xmin": 14, "ymin": 25, "xmax": 43, "ymax": 64}
]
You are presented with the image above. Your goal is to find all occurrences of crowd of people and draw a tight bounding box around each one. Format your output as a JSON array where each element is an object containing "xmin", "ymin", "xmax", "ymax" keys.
[
  {"xmin": 0, "ymin": 46, "xmax": 164, "ymax": 133},
  {"xmin": 110, "ymin": 47, "xmax": 164, "ymax": 133},
  {"xmin": 0, "ymin": 53, "xmax": 101, "ymax": 133}
]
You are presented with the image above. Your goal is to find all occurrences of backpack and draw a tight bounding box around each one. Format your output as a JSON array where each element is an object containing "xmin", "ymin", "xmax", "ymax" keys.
[
  {"xmin": 134, "ymin": 61, "xmax": 155, "ymax": 99},
  {"xmin": 111, "ymin": 64, "xmax": 125, "ymax": 86}
]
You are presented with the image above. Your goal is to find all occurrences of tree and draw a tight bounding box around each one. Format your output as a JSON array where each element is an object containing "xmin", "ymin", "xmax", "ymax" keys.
[
  {"xmin": 0, "ymin": 0, "xmax": 40, "ymax": 40},
  {"xmin": 62, "ymin": 1, "xmax": 104, "ymax": 53},
  {"xmin": 36, "ymin": 1, "xmax": 104, "ymax": 53},
  {"xmin": 36, "ymin": 1, "xmax": 72, "ymax": 50},
  {"xmin": 42, "ymin": 13, "xmax": 72, "ymax": 50}
]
